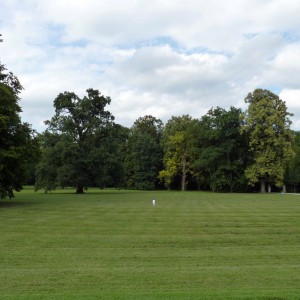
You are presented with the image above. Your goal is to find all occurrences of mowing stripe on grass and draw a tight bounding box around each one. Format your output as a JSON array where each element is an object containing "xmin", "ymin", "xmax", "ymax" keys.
[{"xmin": 0, "ymin": 188, "xmax": 299, "ymax": 299}]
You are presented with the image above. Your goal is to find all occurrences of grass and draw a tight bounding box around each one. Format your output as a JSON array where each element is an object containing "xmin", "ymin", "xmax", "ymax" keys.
[{"xmin": 0, "ymin": 188, "xmax": 300, "ymax": 299}]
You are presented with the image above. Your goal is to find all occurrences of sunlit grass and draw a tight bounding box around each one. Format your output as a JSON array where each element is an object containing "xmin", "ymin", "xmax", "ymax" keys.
[{"xmin": 0, "ymin": 188, "xmax": 299, "ymax": 299}]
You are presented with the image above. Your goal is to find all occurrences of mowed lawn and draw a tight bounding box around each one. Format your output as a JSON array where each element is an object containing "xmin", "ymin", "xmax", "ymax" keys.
[{"xmin": 0, "ymin": 188, "xmax": 300, "ymax": 299}]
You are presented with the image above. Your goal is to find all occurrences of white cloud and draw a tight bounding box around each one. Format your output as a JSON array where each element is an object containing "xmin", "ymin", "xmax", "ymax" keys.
[
  {"xmin": 280, "ymin": 89, "xmax": 300, "ymax": 110},
  {"xmin": 279, "ymin": 89, "xmax": 300, "ymax": 129},
  {"xmin": 109, "ymin": 45, "xmax": 229, "ymax": 96},
  {"xmin": 1, "ymin": 0, "xmax": 300, "ymax": 131},
  {"xmin": 279, "ymin": 88, "xmax": 300, "ymax": 125},
  {"xmin": 268, "ymin": 44, "xmax": 300, "ymax": 88}
]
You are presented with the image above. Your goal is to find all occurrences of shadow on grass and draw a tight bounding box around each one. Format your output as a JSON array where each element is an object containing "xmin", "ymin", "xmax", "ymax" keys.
[
  {"xmin": 42, "ymin": 189, "xmax": 147, "ymax": 196},
  {"xmin": 0, "ymin": 201, "xmax": 35, "ymax": 208}
]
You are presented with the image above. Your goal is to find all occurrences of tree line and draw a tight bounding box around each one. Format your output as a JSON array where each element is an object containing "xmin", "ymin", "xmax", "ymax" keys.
[
  {"xmin": 1, "ymin": 36, "xmax": 300, "ymax": 198},
  {"xmin": 34, "ymin": 88, "xmax": 296, "ymax": 194}
]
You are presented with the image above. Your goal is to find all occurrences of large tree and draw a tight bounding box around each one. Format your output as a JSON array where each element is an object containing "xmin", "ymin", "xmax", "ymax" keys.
[
  {"xmin": 0, "ymin": 43, "xmax": 40, "ymax": 198},
  {"xmin": 159, "ymin": 115, "xmax": 194, "ymax": 191},
  {"xmin": 242, "ymin": 89, "xmax": 293, "ymax": 192},
  {"xmin": 125, "ymin": 115, "xmax": 163, "ymax": 190},
  {"xmin": 192, "ymin": 107, "xmax": 247, "ymax": 192},
  {"xmin": 35, "ymin": 89, "xmax": 122, "ymax": 193}
]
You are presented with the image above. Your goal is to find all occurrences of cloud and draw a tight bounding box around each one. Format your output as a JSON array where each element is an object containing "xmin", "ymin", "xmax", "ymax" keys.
[
  {"xmin": 109, "ymin": 45, "xmax": 229, "ymax": 94},
  {"xmin": 1, "ymin": 0, "xmax": 300, "ymax": 131},
  {"xmin": 280, "ymin": 89, "xmax": 300, "ymax": 127},
  {"xmin": 30, "ymin": 0, "xmax": 300, "ymax": 50},
  {"xmin": 269, "ymin": 44, "xmax": 300, "ymax": 89}
]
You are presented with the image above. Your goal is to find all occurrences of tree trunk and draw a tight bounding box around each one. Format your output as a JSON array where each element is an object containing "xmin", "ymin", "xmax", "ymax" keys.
[
  {"xmin": 268, "ymin": 184, "xmax": 271, "ymax": 193},
  {"xmin": 260, "ymin": 179, "xmax": 266, "ymax": 193},
  {"xmin": 181, "ymin": 153, "xmax": 187, "ymax": 191},
  {"xmin": 230, "ymin": 176, "xmax": 234, "ymax": 193},
  {"xmin": 182, "ymin": 173, "xmax": 186, "ymax": 191},
  {"xmin": 76, "ymin": 186, "xmax": 84, "ymax": 194},
  {"xmin": 282, "ymin": 185, "xmax": 286, "ymax": 193}
]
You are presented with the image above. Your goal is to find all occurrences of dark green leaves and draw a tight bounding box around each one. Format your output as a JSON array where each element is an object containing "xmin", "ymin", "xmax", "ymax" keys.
[
  {"xmin": 36, "ymin": 89, "xmax": 121, "ymax": 193},
  {"xmin": 0, "ymin": 64, "xmax": 39, "ymax": 199}
]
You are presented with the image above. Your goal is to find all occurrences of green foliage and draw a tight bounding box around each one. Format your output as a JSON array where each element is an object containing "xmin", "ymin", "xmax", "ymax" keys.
[
  {"xmin": 242, "ymin": 89, "xmax": 293, "ymax": 192},
  {"xmin": 159, "ymin": 115, "xmax": 194, "ymax": 190},
  {"xmin": 285, "ymin": 131, "xmax": 300, "ymax": 191},
  {"xmin": 0, "ymin": 63, "xmax": 40, "ymax": 199},
  {"xmin": 125, "ymin": 115, "xmax": 163, "ymax": 190},
  {"xmin": 35, "ymin": 89, "xmax": 124, "ymax": 193},
  {"xmin": 131, "ymin": 114, "xmax": 163, "ymax": 140},
  {"xmin": 192, "ymin": 107, "xmax": 247, "ymax": 192}
]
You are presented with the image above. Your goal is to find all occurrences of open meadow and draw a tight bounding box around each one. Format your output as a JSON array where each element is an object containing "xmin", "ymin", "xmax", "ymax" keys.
[{"xmin": 0, "ymin": 188, "xmax": 299, "ymax": 299}]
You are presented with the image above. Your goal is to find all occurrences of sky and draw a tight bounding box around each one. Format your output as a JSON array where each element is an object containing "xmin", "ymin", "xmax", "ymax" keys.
[{"xmin": 1, "ymin": 0, "xmax": 300, "ymax": 132}]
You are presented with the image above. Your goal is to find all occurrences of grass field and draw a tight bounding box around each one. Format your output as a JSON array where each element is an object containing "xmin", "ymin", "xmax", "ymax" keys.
[{"xmin": 0, "ymin": 188, "xmax": 300, "ymax": 299}]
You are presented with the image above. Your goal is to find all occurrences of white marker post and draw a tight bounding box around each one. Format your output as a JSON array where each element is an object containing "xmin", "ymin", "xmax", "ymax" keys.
[{"xmin": 152, "ymin": 199, "xmax": 156, "ymax": 206}]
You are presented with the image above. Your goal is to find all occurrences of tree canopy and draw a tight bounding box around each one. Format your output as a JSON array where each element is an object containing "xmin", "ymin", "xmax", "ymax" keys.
[
  {"xmin": 125, "ymin": 115, "xmax": 163, "ymax": 190},
  {"xmin": 0, "ymin": 60, "xmax": 39, "ymax": 199},
  {"xmin": 192, "ymin": 107, "xmax": 247, "ymax": 192},
  {"xmin": 286, "ymin": 131, "xmax": 300, "ymax": 192},
  {"xmin": 35, "ymin": 89, "xmax": 122, "ymax": 193},
  {"xmin": 159, "ymin": 115, "xmax": 194, "ymax": 191},
  {"xmin": 242, "ymin": 89, "xmax": 293, "ymax": 192}
]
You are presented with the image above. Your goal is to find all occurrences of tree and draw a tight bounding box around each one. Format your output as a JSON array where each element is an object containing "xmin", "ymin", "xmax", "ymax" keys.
[
  {"xmin": 242, "ymin": 89, "xmax": 293, "ymax": 192},
  {"xmin": 285, "ymin": 131, "xmax": 300, "ymax": 192},
  {"xmin": 125, "ymin": 115, "xmax": 163, "ymax": 190},
  {"xmin": 0, "ymin": 48, "xmax": 40, "ymax": 199},
  {"xmin": 35, "ymin": 89, "xmax": 121, "ymax": 193},
  {"xmin": 192, "ymin": 107, "xmax": 247, "ymax": 192},
  {"xmin": 106, "ymin": 124, "xmax": 130, "ymax": 189},
  {"xmin": 159, "ymin": 115, "xmax": 194, "ymax": 191}
]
